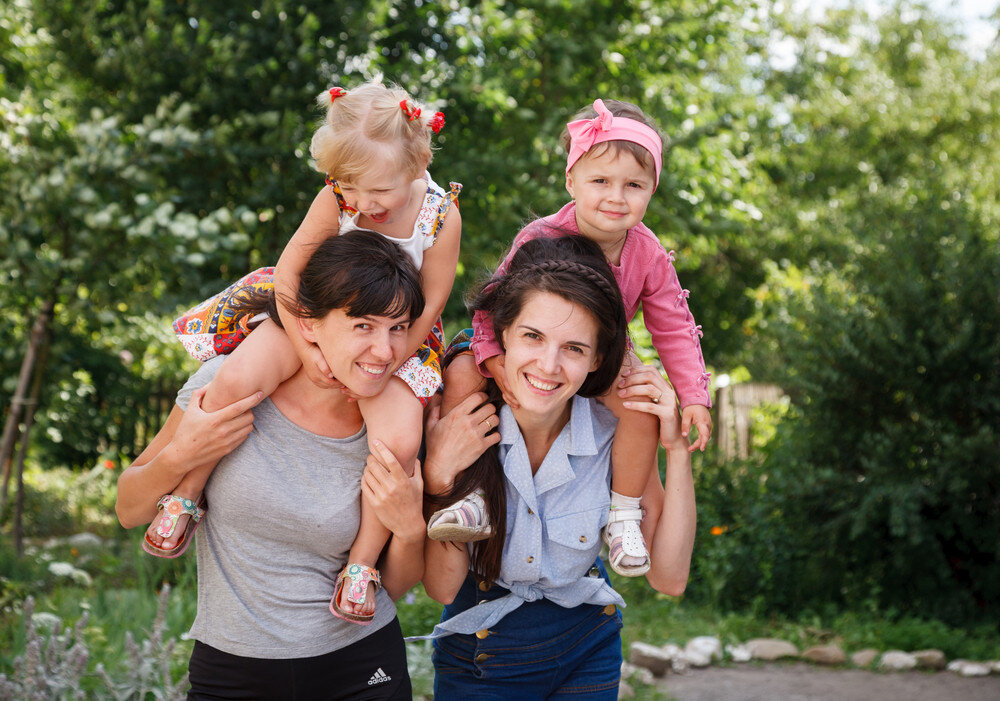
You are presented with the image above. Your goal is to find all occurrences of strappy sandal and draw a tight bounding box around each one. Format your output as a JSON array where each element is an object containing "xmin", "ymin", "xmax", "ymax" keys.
[
  {"xmin": 427, "ymin": 490, "xmax": 492, "ymax": 542},
  {"xmin": 142, "ymin": 495, "xmax": 206, "ymax": 559},
  {"xmin": 330, "ymin": 563, "xmax": 381, "ymax": 625},
  {"xmin": 603, "ymin": 506, "xmax": 650, "ymax": 577}
]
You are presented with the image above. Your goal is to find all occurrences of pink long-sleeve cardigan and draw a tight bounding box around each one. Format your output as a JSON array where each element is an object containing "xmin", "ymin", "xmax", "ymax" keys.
[{"xmin": 470, "ymin": 202, "xmax": 711, "ymax": 409}]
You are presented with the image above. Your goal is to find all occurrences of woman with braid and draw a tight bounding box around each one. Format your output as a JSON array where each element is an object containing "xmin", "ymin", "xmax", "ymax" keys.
[
  {"xmin": 429, "ymin": 98, "xmax": 711, "ymax": 579},
  {"xmin": 390, "ymin": 235, "xmax": 696, "ymax": 697}
]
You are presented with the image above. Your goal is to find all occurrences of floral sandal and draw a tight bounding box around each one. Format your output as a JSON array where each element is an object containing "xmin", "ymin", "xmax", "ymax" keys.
[
  {"xmin": 142, "ymin": 495, "xmax": 206, "ymax": 559},
  {"xmin": 330, "ymin": 563, "xmax": 381, "ymax": 625},
  {"xmin": 427, "ymin": 489, "xmax": 492, "ymax": 542},
  {"xmin": 603, "ymin": 506, "xmax": 650, "ymax": 577}
]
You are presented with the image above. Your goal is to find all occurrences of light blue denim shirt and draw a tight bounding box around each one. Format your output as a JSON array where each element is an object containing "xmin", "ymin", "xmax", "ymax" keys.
[{"xmin": 425, "ymin": 395, "xmax": 625, "ymax": 639}]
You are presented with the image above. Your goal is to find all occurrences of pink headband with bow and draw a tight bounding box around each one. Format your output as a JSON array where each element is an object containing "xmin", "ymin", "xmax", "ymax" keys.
[{"xmin": 565, "ymin": 99, "xmax": 663, "ymax": 186}]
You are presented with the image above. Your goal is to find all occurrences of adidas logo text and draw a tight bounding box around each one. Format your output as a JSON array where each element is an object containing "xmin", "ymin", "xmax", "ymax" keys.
[{"xmin": 368, "ymin": 668, "xmax": 391, "ymax": 686}]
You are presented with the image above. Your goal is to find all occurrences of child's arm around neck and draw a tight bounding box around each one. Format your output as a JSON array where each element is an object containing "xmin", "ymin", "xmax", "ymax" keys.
[
  {"xmin": 273, "ymin": 186, "xmax": 343, "ymax": 385},
  {"xmin": 400, "ymin": 200, "xmax": 461, "ymax": 363}
]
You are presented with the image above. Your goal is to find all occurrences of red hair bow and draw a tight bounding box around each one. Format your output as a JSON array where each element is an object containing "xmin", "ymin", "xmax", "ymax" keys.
[
  {"xmin": 400, "ymin": 100, "xmax": 421, "ymax": 122},
  {"xmin": 328, "ymin": 87, "xmax": 347, "ymax": 104},
  {"xmin": 428, "ymin": 111, "xmax": 445, "ymax": 134}
]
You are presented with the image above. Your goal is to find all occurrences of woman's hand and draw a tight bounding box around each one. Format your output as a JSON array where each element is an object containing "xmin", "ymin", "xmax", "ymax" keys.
[
  {"xmin": 363, "ymin": 440, "xmax": 425, "ymax": 543},
  {"xmin": 168, "ymin": 386, "xmax": 262, "ymax": 467},
  {"xmin": 422, "ymin": 392, "xmax": 501, "ymax": 496},
  {"xmin": 619, "ymin": 365, "xmax": 684, "ymax": 451}
]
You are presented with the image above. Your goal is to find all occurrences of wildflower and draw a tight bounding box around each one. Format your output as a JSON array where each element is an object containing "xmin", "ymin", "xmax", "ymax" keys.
[
  {"xmin": 70, "ymin": 548, "xmax": 79, "ymax": 557},
  {"xmin": 710, "ymin": 525, "xmax": 728, "ymax": 536},
  {"xmin": 103, "ymin": 459, "xmax": 115, "ymax": 469}
]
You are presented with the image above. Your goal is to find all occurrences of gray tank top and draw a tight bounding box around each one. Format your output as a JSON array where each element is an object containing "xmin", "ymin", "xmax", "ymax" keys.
[{"xmin": 176, "ymin": 357, "xmax": 397, "ymax": 658}]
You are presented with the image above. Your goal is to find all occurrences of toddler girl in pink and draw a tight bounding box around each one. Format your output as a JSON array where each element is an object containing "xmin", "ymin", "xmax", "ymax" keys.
[{"xmin": 430, "ymin": 98, "xmax": 710, "ymax": 577}]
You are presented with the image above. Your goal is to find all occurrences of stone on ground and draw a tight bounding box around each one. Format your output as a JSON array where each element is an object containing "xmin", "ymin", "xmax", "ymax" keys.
[
  {"xmin": 912, "ymin": 649, "xmax": 946, "ymax": 670},
  {"xmin": 850, "ymin": 648, "xmax": 879, "ymax": 667},
  {"xmin": 629, "ymin": 642, "xmax": 674, "ymax": 676},
  {"xmin": 802, "ymin": 644, "xmax": 846, "ymax": 665},
  {"xmin": 745, "ymin": 638, "xmax": 800, "ymax": 661},
  {"xmin": 879, "ymin": 650, "xmax": 918, "ymax": 671}
]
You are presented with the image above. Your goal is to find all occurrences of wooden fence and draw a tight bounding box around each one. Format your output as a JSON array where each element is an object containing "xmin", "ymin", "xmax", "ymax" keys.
[{"xmin": 714, "ymin": 382, "xmax": 786, "ymax": 461}]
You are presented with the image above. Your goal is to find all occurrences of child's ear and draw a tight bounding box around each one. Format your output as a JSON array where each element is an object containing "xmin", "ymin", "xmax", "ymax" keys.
[
  {"xmin": 298, "ymin": 316, "xmax": 317, "ymax": 343},
  {"xmin": 565, "ymin": 173, "xmax": 576, "ymax": 200}
]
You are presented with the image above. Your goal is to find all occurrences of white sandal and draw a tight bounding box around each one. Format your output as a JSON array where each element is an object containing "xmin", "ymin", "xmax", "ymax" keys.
[
  {"xmin": 427, "ymin": 490, "xmax": 492, "ymax": 542},
  {"xmin": 603, "ymin": 506, "xmax": 650, "ymax": 577}
]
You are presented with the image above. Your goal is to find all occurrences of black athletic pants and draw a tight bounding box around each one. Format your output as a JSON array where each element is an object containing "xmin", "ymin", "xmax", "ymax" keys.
[{"xmin": 187, "ymin": 617, "xmax": 411, "ymax": 700}]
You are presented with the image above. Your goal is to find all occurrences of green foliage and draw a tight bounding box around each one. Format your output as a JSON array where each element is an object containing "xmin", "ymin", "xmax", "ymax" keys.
[{"xmin": 726, "ymin": 192, "xmax": 1000, "ymax": 624}]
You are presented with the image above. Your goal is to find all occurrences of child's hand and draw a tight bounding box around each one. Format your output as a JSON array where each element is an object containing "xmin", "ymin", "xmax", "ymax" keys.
[
  {"xmin": 484, "ymin": 354, "xmax": 519, "ymax": 409},
  {"xmin": 681, "ymin": 404, "xmax": 712, "ymax": 453},
  {"xmin": 619, "ymin": 365, "xmax": 683, "ymax": 450},
  {"xmin": 302, "ymin": 343, "xmax": 338, "ymax": 389}
]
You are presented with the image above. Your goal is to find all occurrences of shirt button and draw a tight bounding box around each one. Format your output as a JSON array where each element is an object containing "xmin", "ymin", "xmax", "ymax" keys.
[
  {"xmin": 579, "ymin": 535, "xmax": 587, "ymax": 543},
  {"xmin": 479, "ymin": 580, "xmax": 492, "ymax": 591},
  {"xmin": 527, "ymin": 508, "xmax": 534, "ymax": 515},
  {"xmin": 526, "ymin": 556, "xmax": 534, "ymax": 563},
  {"xmin": 476, "ymin": 629, "xmax": 490, "ymax": 639},
  {"xmin": 475, "ymin": 653, "xmax": 490, "ymax": 663},
  {"xmin": 603, "ymin": 604, "xmax": 617, "ymax": 616}
]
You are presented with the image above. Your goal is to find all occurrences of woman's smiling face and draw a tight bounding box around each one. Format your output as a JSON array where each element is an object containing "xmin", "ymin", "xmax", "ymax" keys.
[
  {"xmin": 500, "ymin": 291, "xmax": 601, "ymax": 419},
  {"xmin": 300, "ymin": 307, "xmax": 410, "ymax": 399}
]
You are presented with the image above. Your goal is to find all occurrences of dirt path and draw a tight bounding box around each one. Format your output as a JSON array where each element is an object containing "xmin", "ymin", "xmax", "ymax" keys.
[{"xmin": 655, "ymin": 662, "xmax": 1000, "ymax": 701}]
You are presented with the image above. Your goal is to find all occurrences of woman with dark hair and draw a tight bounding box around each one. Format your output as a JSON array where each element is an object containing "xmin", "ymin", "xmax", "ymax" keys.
[
  {"xmin": 408, "ymin": 236, "xmax": 696, "ymax": 698},
  {"xmin": 116, "ymin": 230, "xmax": 426, "ymax": 699}
]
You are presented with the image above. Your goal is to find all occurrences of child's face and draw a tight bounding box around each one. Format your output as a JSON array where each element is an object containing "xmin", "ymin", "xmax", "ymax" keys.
[
  {"xmin": 337, "ymin": 166, "xmax": 415, "ymax": 226},
  {"xmin": 565, "ymin": 147, "xmax": 656, "ymax": 245}
]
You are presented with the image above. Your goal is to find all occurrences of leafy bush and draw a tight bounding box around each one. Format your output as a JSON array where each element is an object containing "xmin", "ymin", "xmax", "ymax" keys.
[{"xmin": 727, "ymin": 192, "xmax": 1000, "ymax": 624}]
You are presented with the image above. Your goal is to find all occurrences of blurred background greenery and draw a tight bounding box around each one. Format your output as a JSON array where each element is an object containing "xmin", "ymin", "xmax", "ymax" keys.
[{"xmin": 2, "ymin": 0, "xmax": 999, "ymax": 693}]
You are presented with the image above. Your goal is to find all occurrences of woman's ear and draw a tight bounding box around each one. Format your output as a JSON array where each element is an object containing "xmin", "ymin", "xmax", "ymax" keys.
[{"xmin": 298, "ymin": 316, "xmax": 317, "ymax": 343}]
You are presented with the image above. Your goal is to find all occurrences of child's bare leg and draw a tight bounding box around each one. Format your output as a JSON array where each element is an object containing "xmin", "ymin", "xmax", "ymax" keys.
[
  {"xmin": 146, "ymin": 320, "xmax": 300, "ymax": 550},
  {"xmin": 599, "ymin": 359, "xmax": 660, "ymax": 574},
  {"xmin": 337, "ymin": 379, "xmax": 422, "ymax": 617},
  {"xmin": 441, "ymin": 352, "xmax": 486, "ymax": 417}
]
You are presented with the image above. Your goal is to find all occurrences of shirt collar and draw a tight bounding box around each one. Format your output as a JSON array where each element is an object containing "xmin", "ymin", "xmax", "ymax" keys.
[
  {"xmin": 498, "ymin": 395, "xmax": 602, "ymax": 499},
  {"xmin": 498, "ymin": 395, "xmax": 597, "ymax": 456}
]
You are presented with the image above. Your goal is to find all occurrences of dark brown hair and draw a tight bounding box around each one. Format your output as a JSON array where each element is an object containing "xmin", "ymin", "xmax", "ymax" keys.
[
  {"xmin": 429, "ymin": 235, "xmax": 627, "ymax": 583},
  {"xmin": 240, "ymin": 229, "xmax": 424, "ymax": 325}
]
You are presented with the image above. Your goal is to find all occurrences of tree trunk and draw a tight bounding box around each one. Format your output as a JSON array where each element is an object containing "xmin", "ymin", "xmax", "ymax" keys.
[
  {"xmin": 0, "ymin": 300, "xmax": 53, "ymax": 509},
  {"xmin": 12, "ymin": 334, "xmax": 50, "ymax": 556}
]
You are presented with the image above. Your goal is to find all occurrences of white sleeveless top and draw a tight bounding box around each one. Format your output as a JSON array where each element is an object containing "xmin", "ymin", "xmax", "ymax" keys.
[{"xmin": 334, "ymin": 172, "xmax": 461, "ymax": 270}]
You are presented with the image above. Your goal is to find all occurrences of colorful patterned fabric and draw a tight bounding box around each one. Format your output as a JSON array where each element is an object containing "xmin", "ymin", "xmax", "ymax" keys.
[
  {"xmin": 397, "ymin": 318, "xmax": 445, "ymax": 406},
  {"xmin": 173, "ymin": 267, "xmax": 275, "ymax": 361},
  {"xmin": 443, "ymin": 327, "xmax": 474, "ymax": 368},
  {"xmin": 173, "ymin": 268, "xmax": 443, "ymax": 403}
]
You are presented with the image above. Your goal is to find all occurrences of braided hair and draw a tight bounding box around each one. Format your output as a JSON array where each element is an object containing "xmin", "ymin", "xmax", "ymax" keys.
[
  {"xmin": 428, "ymin": 234, "xmax": 627, "ymax": 584},
  {"xmin": 475, "ymin": 235, "xmax": 627, "ymax": 397}
]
